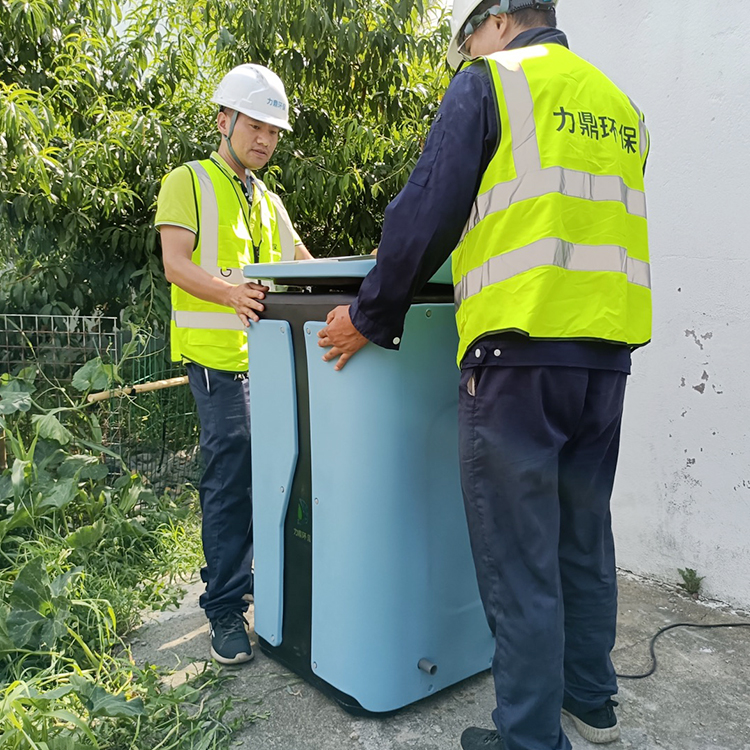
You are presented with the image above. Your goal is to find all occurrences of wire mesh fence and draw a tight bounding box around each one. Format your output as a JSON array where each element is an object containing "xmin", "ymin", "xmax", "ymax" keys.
[
  {"xmin": 0, "ymin": 312, "xmax": 120, "ymax": 386},
  {"xmin": 113, "ymin": 334, "xmax": 202, "ymax": 493},
  {"xmin": 0, "ymin": 313, "xmax": 201, "ymax": 492}
]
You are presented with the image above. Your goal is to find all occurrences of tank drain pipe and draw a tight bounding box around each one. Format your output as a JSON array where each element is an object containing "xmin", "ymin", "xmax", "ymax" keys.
[{"xmin": 418, "ymin": 659, "xmax": 437, "ymax": 676}]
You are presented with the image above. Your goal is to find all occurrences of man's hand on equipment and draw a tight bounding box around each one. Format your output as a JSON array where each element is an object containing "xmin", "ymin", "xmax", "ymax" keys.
[
  {"xmin": 318, "ymin": 305, "xmax": 369, "ymax": 371},
  {"xmin": 225, "ymin": 282, "xmax": 269, "ymax": 326}
]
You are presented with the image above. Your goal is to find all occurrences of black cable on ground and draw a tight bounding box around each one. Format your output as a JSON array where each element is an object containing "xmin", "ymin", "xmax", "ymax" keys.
[{"xmin": 617, "ymin": 622, "xmax": 750, "ymax": 680}]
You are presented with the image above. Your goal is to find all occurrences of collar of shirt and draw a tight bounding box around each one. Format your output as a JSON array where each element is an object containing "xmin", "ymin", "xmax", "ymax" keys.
[{"xmin": 504, "ymin": 26, "xmax": 569, "ymax": 51}]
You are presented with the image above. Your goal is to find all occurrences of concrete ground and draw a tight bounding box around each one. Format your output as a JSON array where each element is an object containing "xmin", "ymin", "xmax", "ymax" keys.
[{"xmin": 131, "ymin": 573, "xmax": 750, "ymax": 750}]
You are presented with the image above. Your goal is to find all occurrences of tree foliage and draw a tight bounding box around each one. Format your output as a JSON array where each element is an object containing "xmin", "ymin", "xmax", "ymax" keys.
[{"xmin": 0, "ymin": 0, "xmax": 450, "ymax": 324}]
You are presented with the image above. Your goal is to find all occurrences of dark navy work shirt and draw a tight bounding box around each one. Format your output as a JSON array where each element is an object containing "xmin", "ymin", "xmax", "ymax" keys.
[{"xmin": 349, "ymin": 27, "xmax": 633, "ymax": 374}]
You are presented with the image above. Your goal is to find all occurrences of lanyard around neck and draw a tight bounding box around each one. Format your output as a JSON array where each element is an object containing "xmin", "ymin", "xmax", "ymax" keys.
[{"xmin": 245, "ymin": 171, "xmax": 272, "ymax": 265}]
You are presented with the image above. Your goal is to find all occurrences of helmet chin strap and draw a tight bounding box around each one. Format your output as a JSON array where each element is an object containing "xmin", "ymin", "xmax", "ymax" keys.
[
  {"xmin": 222, "ymin": 109, "xmax": 260, "ymax": 198},
  {"xmin": 223, "ymin": 109, "xmax": 251, "ymax": 175}
]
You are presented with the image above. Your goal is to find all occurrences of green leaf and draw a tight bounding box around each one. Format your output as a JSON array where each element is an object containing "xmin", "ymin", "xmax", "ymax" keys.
[
  {"xmin": 39, "ymin": 684, "xmax": 77, "ymax": 701},
  {"xmin": 0, "ymin": 386, "xmax": 32, "ymax": 415},
  {"xmin": 59, "ymin": 454, "xmax": 107, "ymax": 480},
  {"xmin": 38, "ymin": 601, "xmax": 70, "ymax": 648},
  {"xmin": 0, "ymin": 474, "xmax": 12, "ymax": 502},
  {"xmin": 16, "ymin": 366, "xmax": 39, "ymax": 386},
  {"xmin": 50, "ymin": 566, "xmax": 83, "ymax": 598},
  {"xmin": 86, "ymin": 464, "xmax": 110, "ymax": 481},
  {"xmin": 88, "ymin": 413, "xmax": 104, "ymax": 445},
  {"xmin": 11, "ymin": 459, "xmax": 29, "ymax": 500},
  {"xmin": 43, "ymin": 709, "xmax": 98, "ymax": 746},
  {"xmin": 66, "ymin": 518, "xmax": 106, "ymax": 550},
  {"xmin": 0, "ymin": 602, "xmax": 14, "ymax": 652},
  {"xmin": 71, "ymin": 358, "xmax": 115, "ymax": 393},
  {"xmin": 119, "ymin": 483, "xmax": 150, "ymax": 514},
  {"xmin": 10, "ymin": 557, "xmax": 50, "ymax": 612},
  {"xmin": 5, "ymin": 559, "xmax": 77, "ymax": 650},
  {"xmin": 31, "ymin": 413, "xmax": 73, "ymax": 445},
  {"xmin": 89, "ymin": 689, "xmax": 146, "ymax": 718},
  {"xmin": 71, "ymin": 675, "xmax": 146, "ymax": 718},
  {"xmin": 37, "ymin": 478, "xmax": 77, "ymax": 510},
  {"xmin": 6, "ymin": 505, "xmax": 33, "ymax": 533},
  {"xmin": 6, "ymin": 608, "xmax": 46, "ymax": 649}
]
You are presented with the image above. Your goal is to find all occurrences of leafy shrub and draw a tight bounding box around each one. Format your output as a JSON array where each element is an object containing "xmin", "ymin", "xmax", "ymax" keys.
[
  {"xmin": 1, "ymin": 0, "xmax": 450, "ymax": 325},
  {"xmin": 0, "ymin": 360, "xmax": 238, "ymax": 749}
]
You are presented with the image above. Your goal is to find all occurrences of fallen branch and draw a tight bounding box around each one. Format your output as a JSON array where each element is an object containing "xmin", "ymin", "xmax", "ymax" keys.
[{"xmin": 86, "ymin": 375, "xmax": 189, "ymax": 403}]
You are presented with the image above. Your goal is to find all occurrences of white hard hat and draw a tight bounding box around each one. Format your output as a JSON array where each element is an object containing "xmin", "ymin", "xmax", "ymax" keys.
[
  {"xmin": 212, "ymin": 64, "xmax": 292, "ymax": 131},
  {"xmin": 447, "ymin": 0, "xmax": 558, "ymax": 70}
]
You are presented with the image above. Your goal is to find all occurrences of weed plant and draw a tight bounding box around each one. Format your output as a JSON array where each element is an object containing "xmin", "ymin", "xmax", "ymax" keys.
[
  {"xmin": 0, "ymin": 361, "xmax": 240, "ymax": 749},
  {"xmin": 678, "ymin": 567, "xmax": 705, "ymax": 598}
]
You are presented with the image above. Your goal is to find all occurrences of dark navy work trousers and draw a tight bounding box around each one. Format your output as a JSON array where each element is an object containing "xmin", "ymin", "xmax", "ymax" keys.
[
  {"xmin": 458, "ymin": 365, "xmax": 626, "ymax": 750},
  {"xmin": 187, "ymin": 363, "xmax": 253, "ymax": 621}
]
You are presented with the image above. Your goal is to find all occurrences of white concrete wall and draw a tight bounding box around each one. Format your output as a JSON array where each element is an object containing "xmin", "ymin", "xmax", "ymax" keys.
[{"xmin": 558, "ymin": 3, "xmax": 750, "ymax": 607}]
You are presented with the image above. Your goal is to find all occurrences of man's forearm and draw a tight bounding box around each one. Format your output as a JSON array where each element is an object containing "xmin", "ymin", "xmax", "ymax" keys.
[{"xmin": 295, "ymin": 243, "xmax": 314, "ymax": 260}]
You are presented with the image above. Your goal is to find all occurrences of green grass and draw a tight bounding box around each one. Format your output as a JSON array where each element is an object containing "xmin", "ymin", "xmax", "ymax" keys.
[{"xmin": 0, "ymin": 364, "xmax": 243, "ymax": 749}]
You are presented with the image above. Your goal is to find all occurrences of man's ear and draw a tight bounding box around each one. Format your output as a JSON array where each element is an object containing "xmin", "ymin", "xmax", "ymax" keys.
[
  {"xmin": 496, "ymin": 12, "xmax": 511, "ymax": 35},
  {"xmin": 217, "ymin": 109, "xmax": 232, "ymax": 137}
]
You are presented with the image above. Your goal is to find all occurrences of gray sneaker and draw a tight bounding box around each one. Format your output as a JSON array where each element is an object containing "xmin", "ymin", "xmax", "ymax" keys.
[{"xmin": 209, "ymin": 611, "xmax": 254, "ymax": 665}]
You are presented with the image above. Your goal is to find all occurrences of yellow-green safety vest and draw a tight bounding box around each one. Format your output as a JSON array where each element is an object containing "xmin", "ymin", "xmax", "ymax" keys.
[
  {"xmin": 170, "ymin": 158, "xmax": 283, "ymax": 371},
  {"xmin": 452, "ymin": 44, "xmax": 651, "ymax": 365}
]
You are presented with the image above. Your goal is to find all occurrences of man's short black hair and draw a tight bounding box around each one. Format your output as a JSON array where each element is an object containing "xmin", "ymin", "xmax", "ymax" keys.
[
  {"xmin": 510, "ymin": 7, "xmax": 557, "ymax": 29},
  {"xmin": 468, "ymin": 1, "xmax": 557, "ymax": 31}
]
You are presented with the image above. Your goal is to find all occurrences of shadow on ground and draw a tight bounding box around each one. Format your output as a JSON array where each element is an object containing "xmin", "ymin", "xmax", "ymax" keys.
[{"xmin": 130, "ymin": 574, "xmax": 750, "ymax": 750}]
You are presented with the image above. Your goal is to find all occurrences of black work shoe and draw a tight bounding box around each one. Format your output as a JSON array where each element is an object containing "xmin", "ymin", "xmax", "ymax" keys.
[
  {"xmin": 209, "ymin": 611, "xmax": 254, "ymax": 665},
  {"xmin": 460, "ymin": 727, "xmax": 505, "ymax": 749},
  {"xmin": 562, "ymin": 698, "xmax": 620, "ymax": 744}
]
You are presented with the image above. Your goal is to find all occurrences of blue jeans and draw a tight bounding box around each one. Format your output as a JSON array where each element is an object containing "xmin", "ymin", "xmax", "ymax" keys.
[
  {"xmin": 187, "ymin": 363, "xmax": 253, "ymax": 620},
  {"xmin": 458, "ymin": 365, "xmax": 626, "ymax": 750}
]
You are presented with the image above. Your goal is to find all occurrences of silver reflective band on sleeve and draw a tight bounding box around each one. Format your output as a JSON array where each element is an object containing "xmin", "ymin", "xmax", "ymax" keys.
[
  {"xmin": 172, "ymin": 310, "xmax": 246, "ymax": 331},
  {"xmin": 454, "ymin": 238, "xmax": 651, "ymax": 309},
  {"xmin": 466, "ymin": 167, "xmax": 647, "ymax": 234}
]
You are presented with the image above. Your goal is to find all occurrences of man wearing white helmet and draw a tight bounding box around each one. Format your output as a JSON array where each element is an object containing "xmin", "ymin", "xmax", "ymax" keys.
[
  {"xmin": 155, "ymin": 63, "xmax": 312, "ymax": 666},
  {"xmin": 319, "ymin": 2, "xmax": 651, "ymax": 748}
]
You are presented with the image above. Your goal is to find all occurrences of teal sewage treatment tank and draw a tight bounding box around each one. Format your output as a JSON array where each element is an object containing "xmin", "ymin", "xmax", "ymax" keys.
[{"xmin": 245, "ymin": 257, "xmax": 493, "ymax": 715}]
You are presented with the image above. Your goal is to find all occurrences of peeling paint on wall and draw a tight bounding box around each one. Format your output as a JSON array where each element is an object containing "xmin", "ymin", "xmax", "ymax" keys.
[{"xmin": 563, "ymin": 1, "xmax": 750, "ymax": 608}]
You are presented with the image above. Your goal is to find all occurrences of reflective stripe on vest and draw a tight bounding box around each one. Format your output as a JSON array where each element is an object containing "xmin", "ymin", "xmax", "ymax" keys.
[
  {"xmin": 454, "ymin": 238, "xmax": 651, "ymax": 309},
  {"xmin": 451, "ymin": 45, "xmax": 651, "ymax": 363},
  {"xmin": 187, "ymin": 161, "xmax": 246, "ymax": 285},
  {"xmin": 454, "ymin": 48, "xmax": 650, "ymax": 307},
  {"xmin": 464, "ymin": 167, "xmax": 647, "ymax": 239},
  {"xmin": 168, "ymin": 156, "xmax": 281, "ymax": 370},
  {"xmin": 172, "ymin": 310, "xmax": 246, "ymax": 331}
]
